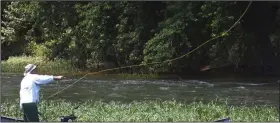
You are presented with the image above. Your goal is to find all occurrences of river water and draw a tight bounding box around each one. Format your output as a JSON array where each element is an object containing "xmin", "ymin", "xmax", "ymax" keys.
[{"xmin": 1, "ymin": 73, "xmax": 279, "ymax": 106}]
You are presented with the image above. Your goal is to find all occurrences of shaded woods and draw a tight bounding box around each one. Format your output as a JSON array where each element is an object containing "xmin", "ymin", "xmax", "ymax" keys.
[{"xmin": 1, "ymin": 1, "xmax": 280, "ymax": 76}]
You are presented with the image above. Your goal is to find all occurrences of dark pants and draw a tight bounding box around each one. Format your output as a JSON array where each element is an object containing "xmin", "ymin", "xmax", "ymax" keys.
[{"xmin": 21, "ymin": 102, "xmax": 40, "ymax": 122}]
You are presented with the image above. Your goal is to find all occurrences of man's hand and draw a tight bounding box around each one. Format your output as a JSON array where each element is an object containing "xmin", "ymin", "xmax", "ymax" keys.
[{"xmin": 54, "ymin": 76, "xmax": 66, "ymax": 80}]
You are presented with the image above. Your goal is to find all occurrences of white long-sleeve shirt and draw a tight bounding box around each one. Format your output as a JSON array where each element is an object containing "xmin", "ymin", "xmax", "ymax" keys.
[{"xmin": 20, "ymin": 73, "xmax": 54, "ymax": 107}]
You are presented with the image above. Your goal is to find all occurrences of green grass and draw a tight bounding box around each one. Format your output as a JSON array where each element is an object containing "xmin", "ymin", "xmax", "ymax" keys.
[
  {"xmin": 1, "ymin": 56, "xmax": 78, "ymax": 75},
  {"xmin": 0, "ymin": 56, "xmax": 165, "ymax": 79},
  {"xmin": 1, "ymin": 99, "xmax": 278, "ymax": 122}
]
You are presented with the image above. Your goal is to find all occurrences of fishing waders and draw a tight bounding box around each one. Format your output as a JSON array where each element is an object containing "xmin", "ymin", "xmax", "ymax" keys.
[{"xmin": 22, "ymin": 103, "xmax": 40, "ymax": 122}]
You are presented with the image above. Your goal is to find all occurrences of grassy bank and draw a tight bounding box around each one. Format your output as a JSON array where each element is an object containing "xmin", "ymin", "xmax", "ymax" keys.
[
  {"xmin": 1, "ymin": 56, "xmax": 78, "ymax": 75},
  {"xmin": 2, "ymin": 56, "xmax": 280, "ymax": 79},
  {"xmin": 1, "ymin": 100, "xmax": 278, "ymax": 122},
  {"xmin": 0, "ymin": 56, "xmax": 167, "ymax": 79},
  {"xmin": 0, "ymin": 56, "xmax": 213, "ymax": 79}
]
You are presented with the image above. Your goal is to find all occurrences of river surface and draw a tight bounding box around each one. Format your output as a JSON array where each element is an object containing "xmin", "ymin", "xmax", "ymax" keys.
[{"xmin": 1, "ymin": 73, "xmax": 279, "ymax": 106}]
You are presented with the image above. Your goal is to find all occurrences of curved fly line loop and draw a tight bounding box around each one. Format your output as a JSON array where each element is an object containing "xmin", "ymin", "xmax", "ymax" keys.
[{"xmin": 47, "ymin": 1, "xmax": 252, "ymax": 99}]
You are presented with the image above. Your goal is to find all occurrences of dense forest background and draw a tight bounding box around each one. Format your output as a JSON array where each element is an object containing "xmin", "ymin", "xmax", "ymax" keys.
[{"xmin": 1, "ymin": 1, "xmax": 280, "ymax": 76}]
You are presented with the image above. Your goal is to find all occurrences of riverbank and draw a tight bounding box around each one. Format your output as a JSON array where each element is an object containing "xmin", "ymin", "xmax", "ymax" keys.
[
  {"xmin": 2, "ymin": 56, "xmax": 280, "ymax": 80},
  {"xmin": 1, "ymin": 56, "xmax": 78, "ymax": 75},
  {"xmin": 1, "ymin": 56, "xmax": 164, "ymax": 79},
  {"xmin": 1, "ymin": 100, "xmax": 278, "ymax": 122}
]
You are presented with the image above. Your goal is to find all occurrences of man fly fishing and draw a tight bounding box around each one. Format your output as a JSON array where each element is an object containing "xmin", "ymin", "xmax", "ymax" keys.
[{"xmin": 20, "ymin": 64, "xmax": 66, "ymax": 122}]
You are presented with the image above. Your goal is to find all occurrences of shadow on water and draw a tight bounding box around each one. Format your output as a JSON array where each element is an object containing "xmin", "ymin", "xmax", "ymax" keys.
[{"xmin": 1, "ymin": 73, "xmax": 279, "ymax": 107}]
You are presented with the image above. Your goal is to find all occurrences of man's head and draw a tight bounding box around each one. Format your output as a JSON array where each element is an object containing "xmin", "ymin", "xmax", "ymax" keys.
[{"xmin": 24, "ymin": 64, "xmax": 37, "ymax": 76}]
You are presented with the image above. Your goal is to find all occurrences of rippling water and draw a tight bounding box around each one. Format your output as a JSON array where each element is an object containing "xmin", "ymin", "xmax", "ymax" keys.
[{"xmin": 1, "ymin": 74, "xmax": 279, "ymax": 106}]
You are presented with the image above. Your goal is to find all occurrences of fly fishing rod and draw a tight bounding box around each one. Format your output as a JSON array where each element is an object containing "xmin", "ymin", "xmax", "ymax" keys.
[
  {"xmin": 47, "ymin": 1, "xmax": 252, "ymax": 100},
  {"xmin": 42, "ymin": 2, "xmax": 253, "ymax": 122}
]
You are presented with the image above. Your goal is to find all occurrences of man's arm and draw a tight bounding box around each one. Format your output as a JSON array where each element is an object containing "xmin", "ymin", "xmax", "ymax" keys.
[
  {"xmin": 34, "ymin": 75, "xmax": 65, "ymax": 84},
  {"xmin": 53, "ymin": 76, "xmax": 65, "ymax": 80}
]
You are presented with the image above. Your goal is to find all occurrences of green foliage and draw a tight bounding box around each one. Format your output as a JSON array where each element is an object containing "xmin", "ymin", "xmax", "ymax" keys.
[
  {"xmin": 1, "ymin": 1, "xmax": 280, "ymax": 75},
  {"xmin": 143, "ymin": 28, "xmax": 177, "ymax": 73},
  {"xmin": 1, "ymin": 56, "xmax": 77, "ymax": 74},
  {"xmin": 24, "ymin": 41, "xmax": 52, "ymax": 57},
  {"xmin": 1, "ymin": 1, "xmax": 40, "ymax": 59},
  {"xmin": 1, "ymin": 100, "xmax": 278, "ymax": 122}
]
